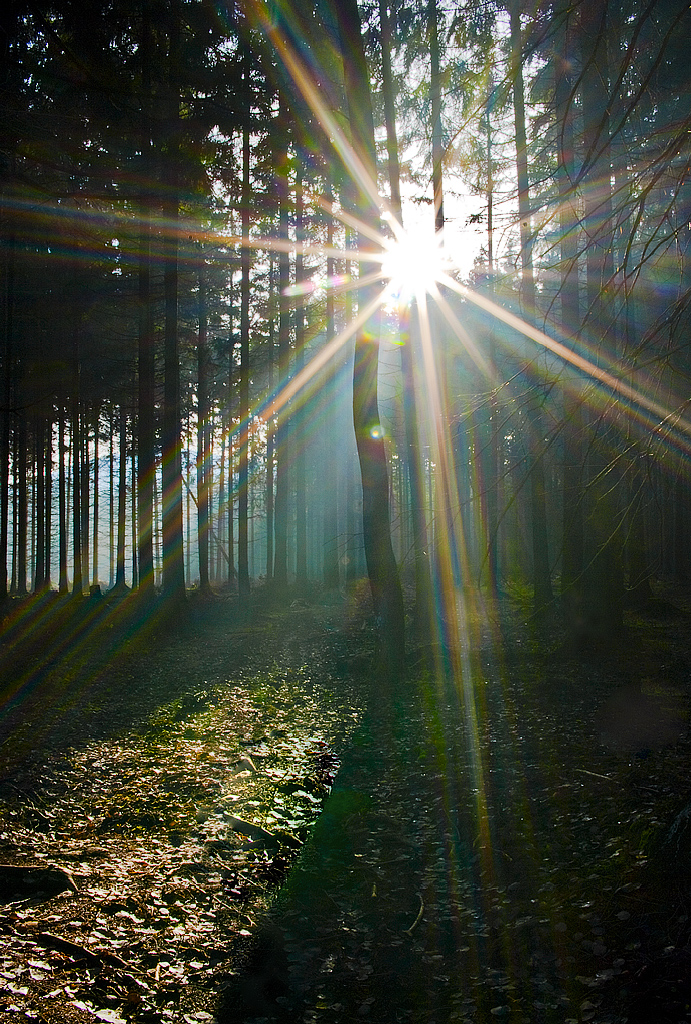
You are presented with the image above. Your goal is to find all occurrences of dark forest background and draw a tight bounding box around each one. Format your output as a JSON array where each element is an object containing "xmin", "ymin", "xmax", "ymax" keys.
[{"xmin": 1, "ymin": 0, "xmax": 690, "ymax": 653}]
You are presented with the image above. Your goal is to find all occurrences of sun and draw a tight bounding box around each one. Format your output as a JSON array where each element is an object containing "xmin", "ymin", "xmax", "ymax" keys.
[{"xmin": 380, "ymin": 217, "xmax": 451, "ymax": 305}]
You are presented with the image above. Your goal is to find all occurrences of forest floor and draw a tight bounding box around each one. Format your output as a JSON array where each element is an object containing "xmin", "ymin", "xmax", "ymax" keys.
[{"xmin": 0, "ymin": 582, "xmax": 690, "ymax": 1024}]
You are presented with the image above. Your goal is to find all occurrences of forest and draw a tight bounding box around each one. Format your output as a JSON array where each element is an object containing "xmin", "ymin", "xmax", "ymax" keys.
[
  {"xmin": 1, "ymin": 0, "xmax": 691, "ymax": 1022},
  {"xmin": 1, "ymin": 0, "xmax": 689, "ymax": 640}
]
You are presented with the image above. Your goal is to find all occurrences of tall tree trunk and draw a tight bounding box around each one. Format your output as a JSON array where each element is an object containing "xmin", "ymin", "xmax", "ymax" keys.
[
  {"xmin": 44, "ymin": 410, "xmax": 52, "ymax": 588},
  {"xmin": 59, "ymin": 404, "xmax": 68, "ymax": 594},
  {"xmin": 218, "ymin": 432, "xmax": 226, "ymax": 581},
  {"xmin": 238, "ymin": 90, "xmax": 251, "ymax": 605},
  {"xmin": 131, "ymin": 436, "xmax": 138, "ymax": 588},
  {"xmin": 380, "ymin": 0, "xmax": 432, "ymax": 633},
  {"xmin": 323, "ymin": 179, "xmax": 340, "ymax": 591},
  {"xmin": 137, "ymin": 0, "xmax": 155, "ymax": 602},
  {"xmin": 197, "ymin": 266, "xmax": 211, "ymax": 591},
  {"xmin": 161, "ymin": 3, "xmax": 185, "ymax": 605},
  {"xmin": 265, "ymin": 257, "xmax": 274, "ymax": 580},
  {"xmin": 153, "ymin": 458, "xmax": 161, "ymax": 587},
  {"xmin": 92, "ymin": 410, "xmax": 99, "ymax": 588},
  {"xmin": 80, "ymin": 412, "xmax": 89, "ymax": 586},
  {"xmin": 162, "ymin": 209, "xmax": 185, "ymax": 602},
  {"xmin": 16, "ymin": 400, "xmax": 27, "ymax": 596},
  {"xmin": 0, "ymin": 230, "xmax": 13, "ymax": 602},
  {"xmin": 10, "ymin": 427, "xmax": 17, "ymax": 594},
  {"xmin": 555, "ymin": 6, "xmax": 584, "ymax": 627},
  {"xmin": 578, "ymin": 0, "xmax": 623, "ymax": 640},
  {"xmin": 337, "ymin": 0, "xmax": 405, "ymax": 680},
  {"xmin": 295, "ymin": 165, "xmax": 307, "ymax": 589},
  {"xmin": 109, "ymin": 409, "xmax": 115, "ymax": 588},
  {"xmin": 510, "ymin": 1, "xmax": 553, "ymax": 615},
  {"xmin": 227, "ymin": 333, "xmax": 235, "ymax": 584},
  {"xmin": 273, "ymin": 96, "xmax": 290, "ymax": 591},
  {"xmin": 429, "ymin": 0, "xmax": 444, "ymax": 234},
  {"xmin": 115, "ymin": 405, "xmax": 127, "ymax": 589},
  {"xmin": 71, "ymin": 335, "xmax": 83, "ymax": 598},
  {"xmin": 34, "ymin": 415, "xmax": 45, "ymax": 592}
]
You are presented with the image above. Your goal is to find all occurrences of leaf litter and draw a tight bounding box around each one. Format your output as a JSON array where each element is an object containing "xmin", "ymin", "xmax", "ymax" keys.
[
  {"xmin": 0, "ymin": 662, "xmax": 361, "ymax": 1023},
  {"xmin": 1, "ymin": 594, "xmax": 691, "ymax": 1023}
]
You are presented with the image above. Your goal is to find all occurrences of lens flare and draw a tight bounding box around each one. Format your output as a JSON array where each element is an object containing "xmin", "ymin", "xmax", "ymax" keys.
[{"xmin": 380, "ymin": 220, "xmax": 450, "ymax": 304}]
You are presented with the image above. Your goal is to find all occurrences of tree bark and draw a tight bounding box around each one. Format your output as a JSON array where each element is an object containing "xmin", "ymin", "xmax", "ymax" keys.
[
  {"xmin": 58, "ymin": 403, "xmax": 68, "ymax": 594},
  {"xmin": 295, "ymin": 164, "xmax": 307, "ymax": 589},
  {"xmin": 322, "ymin": 178, "xmax": 340, "ymax": 592},
  {"xmin": 429, "ymin": 0, "xmax": 444, "ymax": 235},
  {"xmin": 238, "ymin": 89, "xmax": 251, "ymax": 605},
  {"xmin": 0, "ymin": 231, "xmax": 13, "ymax": 601},
  {"xmin": 555, "ymin": 5, "xmax": 584, "ymax": 628},
  {"xmin": 578, "ymin": 0, "xmax": 623, "ymax": 640},
  {"xmin": 92, "ymin": 409, "xmax": 99, "ymax": 588},
  {"xmin": 137, "ymin": 0, "xmax": 155, "ymax": 602},
  {"xmin": 197, "ymin": 266, "xmax": 211, "ymax": 591},
  {"xmin": 161, "ymin": 3, "xmax": 185, "ymax": 605},
  {"xmin": 265, "ymin": 256, "xmax": 274, "ymax": 581},
  {"xmin": 115, "ymin": 405, "xmax": 127, "ymax": 589},
  {"xmin": 510, "ymin": 0, "xmax": 553, "ymax": 615},
  {"xmin": 273, "ymin": 95, "xmax": 290, "ymax": 591},
  {"xmin": 71, "ymin": 334, "xmax": 83, "ymax": 598},
  {"xmin": 34, "ymin": 414, "xmax": 45, "ymax": 592},
  {"xmin": 379, "ymin": 0, "xmax": 432, "ymax": 634},
  {"xmin": 336, "ymin": 0, "xmax": 405, "ymax": 681}
]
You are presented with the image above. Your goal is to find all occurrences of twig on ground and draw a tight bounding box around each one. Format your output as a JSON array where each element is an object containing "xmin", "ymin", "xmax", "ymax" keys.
[
  {"xmin": 574, "ymin": 768, "xmax": 612, "ymax": 782},
  {"xmin": 404, "ymin": 894, "xmax": 424, "ymax": 936},
  {"xmin": 34, "ymin": 931, "xmax": 140, "ymax": 973}
]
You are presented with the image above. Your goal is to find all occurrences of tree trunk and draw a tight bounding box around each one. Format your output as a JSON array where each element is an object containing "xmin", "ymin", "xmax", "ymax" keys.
[
  {"xmin": 238, "ymin": 90, "xmax": 251, "ymax": 605},
  {"xmin": 71, "ymin": 338, "xmax": 83, "ymax": 598},
  {"xmin": 323, "ymin": 179, "xmax": 340, "ymax": 592},
  {"xmin": 380, "ymin": 0, "xmax": 432, "ymax": 633},
  {"xmin": 227, "ymin": 334, "xmax": 235, "ymax": 584},
  {"xmin": 137, "ymin": 2, "xmax": 155, "ymax": 602},
  {"xmin": 481, "ymin": 72, "xmax": 501, "ymax": 597},
  {"xmin": 115, "ymin": 405, "xmax": 127, "ymax": 589},
  {"xmin": 295, "ymin": 165, "xmax": 307, "ymax": 589},
  {"xmin": 337, "ymin": 0, "xmax": 405, "ymax": 680},
  {"xmin": 429, "ymin": 0, "xmax": 444, "ymax": 235},
  {"xmin": 130, "ymin": 436, "xmax": 138, "ymax": 588},
  {"xmin": 197, "ymin": 266, "xmax": 211, "ymax": 591},
  {"xmin": 265, "ymin": 257, "xmax": 274, "ymax": 581},
  {"xmin": 162, "ymin": 208, "xmax": 185, "ymax": 602},
  {"xmin": 0, "ymin": 209, "xmax": 13, "ymax": 602},
  {"xmin": 92, "ymin": 410, "xmax": 99, "ymax": 588},
  {"xmin": 109, "ymin": 409, "xmax": 114, "ymax": 588},
  {"xmin": 59, "ymin": 404, "xmax": 68, "ymax": 594},
  {"xmin": 510, "ymin": 1, "xmax": 553, "ymax": 615},
  {"xmin": 44, "ymin": 410, "xmax": 52, "ymax": 588},
  {"xmin": 34, "ymin": 415, "xmax": 45, "ymax": 592},
  {"xmin": 273, "ymin": 95, "xmax": 290, "ymax": 591},
  {"xmin": 161, "ymin": 4, "xmax": 185, "ymax": 605},
  {"xmin": 578, "ymin": 0, "xmax": 623, "ymax": 640},
  {"xmin": 80, "ymin": 412, "xmax": 89, "ymax": 586},
  {"xmin": 555, "ymin": 6, "xmax": 584, "ymax": 628}
]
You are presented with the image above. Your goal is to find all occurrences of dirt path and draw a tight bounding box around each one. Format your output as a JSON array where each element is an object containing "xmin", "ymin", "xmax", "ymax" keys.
[{"xmin": 0, "ymin": 594, "xmax": 365, "ymax": 1023}]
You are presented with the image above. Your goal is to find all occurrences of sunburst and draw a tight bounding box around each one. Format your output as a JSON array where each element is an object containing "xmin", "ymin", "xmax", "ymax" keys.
[{"xmin": 379, "ymin": 215, "xmax": 451, "ymax": 306}]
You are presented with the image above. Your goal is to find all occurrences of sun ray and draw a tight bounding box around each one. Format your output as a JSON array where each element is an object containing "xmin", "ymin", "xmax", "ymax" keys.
[
  {"xmin": 440, "ymin": 275, "xmax": 691, "ymax": 449},
  {"xmin": 245, "ymin": 0, "xmax": 389, "ymax": 223},
  {"xmin": 261, "ymin": 282, "xmax": 389, "ymax": 423}
]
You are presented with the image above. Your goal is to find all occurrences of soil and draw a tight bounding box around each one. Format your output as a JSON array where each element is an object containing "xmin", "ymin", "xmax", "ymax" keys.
[{"xmin": 0, "ymin": 583, "xmax": 690, "ymax": 1024}]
